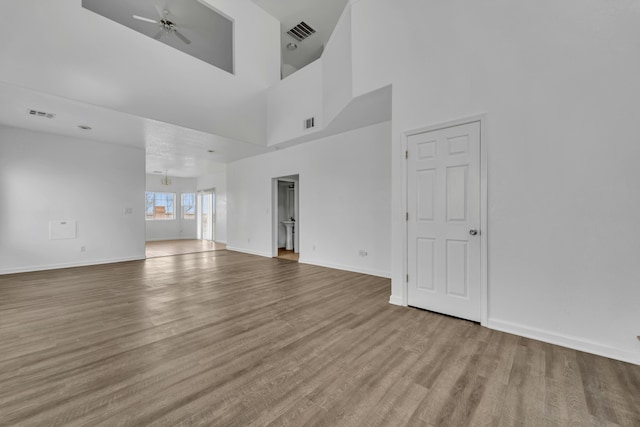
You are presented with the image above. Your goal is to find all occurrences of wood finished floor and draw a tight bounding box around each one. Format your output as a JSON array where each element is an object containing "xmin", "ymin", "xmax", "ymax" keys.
[
  {"xmin": 0, "ymin": 250, "xmax": 638, "ymax": 426},
  {"xmin": 276, "ymin": 248, "xmax": 299, "ymax": 262},
  {"xmin": 145, "ymin": 239, "xmax": 226, "ymax": 258}
]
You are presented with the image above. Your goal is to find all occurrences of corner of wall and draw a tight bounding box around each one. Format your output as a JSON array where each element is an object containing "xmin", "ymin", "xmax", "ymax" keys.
[{"xmin": 389, "ymin": 295, "xmax": 404, "ymax": 306}]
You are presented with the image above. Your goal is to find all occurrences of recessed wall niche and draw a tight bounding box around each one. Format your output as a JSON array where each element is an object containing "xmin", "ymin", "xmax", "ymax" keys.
[{"xmin": 82, "ymin": 0, "xmax": 234, "ymax": 74}]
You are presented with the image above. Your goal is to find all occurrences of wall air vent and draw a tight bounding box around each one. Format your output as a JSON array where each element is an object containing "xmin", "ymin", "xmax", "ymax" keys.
[
  {"xmin": 28, "ymin": 109, "xmax": 55, "ymax": 119},
  {"xmin": 304, "ymin": 117, "xmax": 315, "ymax": 130},
  {"xmin": 287, "ymin": 21, "xmax": 316, "ymax": 42}
]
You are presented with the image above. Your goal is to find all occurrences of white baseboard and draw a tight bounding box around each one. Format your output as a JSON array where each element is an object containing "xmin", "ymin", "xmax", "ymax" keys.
[
  {"xmin": 0, "ymin": 255, "xmax": 146, "ymax": 276},
  {"xmin": 297, "ymin": 257, "xmax": 391, "ymax": 279},
  {"xmin": 225, "ymin": 246, "xmax": 272, "ymax": 258},
  {"xmin": 145, "ymin": 238, "xmax": 228, "ymax": 244},
  {"xmin": 388, "ymin": 295, "xmax": 404, "ymax": 306},
  {"xmin": 145, "ymin": 237, "xmax": 199, "ymax": 242},
  {"xmin": 488, "ymin": 318, "xmax": 640, "ymax": 366}
]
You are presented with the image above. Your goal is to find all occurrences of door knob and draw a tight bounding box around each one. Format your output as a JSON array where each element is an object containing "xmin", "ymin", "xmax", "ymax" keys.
[{"xmin": 469, "ymin": 229, "xmax": 478, "ymax": 236}]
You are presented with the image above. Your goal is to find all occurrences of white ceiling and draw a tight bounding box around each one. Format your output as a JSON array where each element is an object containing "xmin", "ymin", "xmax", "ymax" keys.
[
  {"xmin": 0, "ymin": 0, "xmax": 385, "ymax": 179},
  {"xmin": 251, "ymin": 0, "xmax": 349, "ymax": 72},
  {"xmin": 0, "ymin": 0, "xmax": 277, "ymax": 178},
  {"xmin": 0, "ymin": 1, "xmax": 271, "ymax": 144},
  {"xmin": 0, "ymin": 81, "xmax": 272, "ymax": 177},
  {"xmin": 82, "ymin": 0, "xmax": 234, "ymax": 73}
]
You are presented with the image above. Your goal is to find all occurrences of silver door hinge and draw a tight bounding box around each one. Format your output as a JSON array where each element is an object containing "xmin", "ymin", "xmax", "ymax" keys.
[
  {"xmin": 405, "ymin": 150, "xmax": 408, "ymax": 159},
  {"xmin": 406, "ymin": 274, "xmax": 409, "ymax": 282},
  {"xmin": 406, "ymin": 212, "xmax": 409, "ymax": 221}
]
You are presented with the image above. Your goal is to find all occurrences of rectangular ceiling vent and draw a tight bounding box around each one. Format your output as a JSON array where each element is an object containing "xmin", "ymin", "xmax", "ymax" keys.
[
  {"xmin": 28, "ymin": 109, "xmax": 55, "ymax": 119},
  {"xmin": 287, "ymin": 21, "xmax": 316, "ymax": 42},
  {"xmin": 304, "ymin": 117, "xmax": 315, "ymax": 130}
]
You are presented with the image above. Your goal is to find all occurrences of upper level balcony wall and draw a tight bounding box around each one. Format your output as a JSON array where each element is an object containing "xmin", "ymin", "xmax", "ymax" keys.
[
  {"xmin": 266, "ymin": 59, "xmax": 324, "ymax": 146},
  {"xmin": 266, "ymin": 4, "xmax": 356, "ymax": 146},
  {"xmin": 204, "ymin": 0, "xmax": 281, "ymax": 88}
]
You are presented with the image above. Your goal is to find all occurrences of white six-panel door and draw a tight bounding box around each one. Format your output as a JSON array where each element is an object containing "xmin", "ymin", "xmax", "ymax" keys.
[{"xmin": 407, "ymin": 121, "xmax": 481, "ymax": 322}]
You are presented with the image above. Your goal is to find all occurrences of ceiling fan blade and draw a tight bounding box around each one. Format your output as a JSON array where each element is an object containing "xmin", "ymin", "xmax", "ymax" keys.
[
  {"xmin": 174, "ymin": 30, "xmax": 191, "ymax": 45},
  {"xmin": 154, "ymin": 4, "xmax": 168, "ymax": 20},
  {"xmin": 133, "ymin": 15, "xmax": 157, "ymax": 24},
  {"xmin": 153, "ymin": 30, "xmax": 164, "ymax": 40}
]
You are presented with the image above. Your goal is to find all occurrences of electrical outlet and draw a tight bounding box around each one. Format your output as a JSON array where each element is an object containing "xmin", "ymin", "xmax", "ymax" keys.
[
  {"xmin": 124, "ymin": 207, "xmax": 133, "ymax": 215},
  {"xmin": 80, "ymin": 246, "xmax": 86, "ymax": 252},
  {"xmin": 313, "ymin": 244, "xmax": 316, "ymax": 251},
  {"xmin": 359, "ymin": 249, "xmax": 368, "ymax": 257}
]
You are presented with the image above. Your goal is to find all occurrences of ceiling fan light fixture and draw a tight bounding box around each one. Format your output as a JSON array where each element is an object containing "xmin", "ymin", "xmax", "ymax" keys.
[
  {"xmin": 132, "ymin": 8, "xmax": 191, "ymax": 45},
  {"xmin": 161, "ymin": 170, "xmax": 172, "ymax": 186}
]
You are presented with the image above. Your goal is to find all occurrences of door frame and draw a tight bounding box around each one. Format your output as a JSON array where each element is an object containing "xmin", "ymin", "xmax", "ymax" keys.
[
  {"xmin": 271, "ymin": 175, "xmax": 300, "ymax": 257},
  {"xmin": 402, "ymin": 114, "xmax": 489, "ymax": 326},
  {"xmin": 197, "ymin": 188, "xmax": 215, "ymax": 241}
]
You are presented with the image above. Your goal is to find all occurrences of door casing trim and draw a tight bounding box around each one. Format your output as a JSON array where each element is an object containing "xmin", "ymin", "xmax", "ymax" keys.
[{"xmin": 401, "ymin": 114, "xmax": 488, "ymax": 326}]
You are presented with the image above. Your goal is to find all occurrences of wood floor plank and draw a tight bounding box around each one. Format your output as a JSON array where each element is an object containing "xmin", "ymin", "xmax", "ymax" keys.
[
  {"xmin": 1, "ymin": 250, "xmax": 639, "ymax": 426},
  {"xmin": 145, "ymin": 239, "xmax": 226, "ymax": 258}
]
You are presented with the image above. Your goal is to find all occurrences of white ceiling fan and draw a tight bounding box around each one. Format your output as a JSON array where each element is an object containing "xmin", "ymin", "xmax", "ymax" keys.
[{"xmin": 133, "ymin": 6, "xmax": 191, "ymax": 44}]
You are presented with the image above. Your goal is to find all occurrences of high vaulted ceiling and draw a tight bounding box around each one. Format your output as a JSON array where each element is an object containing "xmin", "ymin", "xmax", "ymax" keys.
[
  {"xmin": 0, "ymin": 0, "xmax": 279, "ymax": 178},
  {"xmin": 0, "ymin": 82, "xmax": 272, "ymax": 177},
  {"xmin": 251, "ymin": 0, "xmax": 349, "ymax": 73},
  {"xmin": 0, "ymin": 0, "xmax": 358, "ymax": 178},
  {"xmin": 82, "ymin": 0, "xmax": 234, "ymax": 73}
]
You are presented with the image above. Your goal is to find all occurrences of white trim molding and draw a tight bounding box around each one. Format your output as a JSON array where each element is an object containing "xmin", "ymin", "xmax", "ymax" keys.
[
  {"xmin": 388, "ymin": 295, "xmax": 403, "ymax": 306},
  {"xmin": 298, "ymin": 258, "xmax": 391, "ymax": 279},
  {"xmin": 225, "ymin": 246, "xmax": 272, "ymax": 258},
  {"xmin": 0, "ymin": 255, "xmax": 145, "ymax": 276},
  {"xmin": 488, "ymin": 318, "xmax": 640, "ymax": 366},
  {"xmin": 400, "ymin": 113, "xmax": 489, "ymax": 326}
]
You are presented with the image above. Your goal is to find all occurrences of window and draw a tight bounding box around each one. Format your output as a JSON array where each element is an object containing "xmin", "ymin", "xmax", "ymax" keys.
[
  {"xmin": 145, "ymin": 192, "xmax": 175, "ymax": 220},
  {"xmin": 182, "ymin": 193, "xmax": 196, "ymax": 219}
]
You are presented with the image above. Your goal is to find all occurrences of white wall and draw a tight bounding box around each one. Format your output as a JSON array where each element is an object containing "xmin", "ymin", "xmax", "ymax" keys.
[
  {"xmin": 257, "ymin": 0, "xmax": 639, "ymax": 363},
  {"xmin": 0, "ymin": 126, "xmax": 145, "ymax": 274},
  {"xmin": 267, "ymin": 59, "xmax": 323, "ymax": 145},
  {"xmin": 203, "ymin": 0, "xmax": 281, "ymax": 87},
  {"xmin": 322, "ymin": 6, "xmax": 353, "ymax": 124},
  {"xmin": 347, "ymin": 0, "xmax": 640, "ymax": 363},
  {"xmin": 197, "ymin": 168, "xmax": 228, "ymax": 244},
  {"xmin": 145, "ymin": 174, "xmax": 197, "ymax": 241},
  {"xmin": 228, "ymin": 121, "xmax": 391, "ymax": 277},
  {"xmin": 350, "ymin": 0, "xmax": 394, "ymax": 97}
]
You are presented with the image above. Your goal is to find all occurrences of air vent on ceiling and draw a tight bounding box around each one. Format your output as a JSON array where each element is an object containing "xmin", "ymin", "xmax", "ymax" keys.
[
  {"xmin": 287, "ymin": 21, "xmax": 316, "ymax": 42},
  {"xmin": 304, "ymin": 117, "xmax": 315, "ymax": 130},
  {"xmin": 28, "ymin": 109, "xmax": 55, "ymax": 119}
]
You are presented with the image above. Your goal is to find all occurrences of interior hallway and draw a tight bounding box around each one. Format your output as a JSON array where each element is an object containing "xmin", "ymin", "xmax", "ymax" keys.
[{"xmin": 276, "ymin": 248, "xmax": 299, "ymax": 261}]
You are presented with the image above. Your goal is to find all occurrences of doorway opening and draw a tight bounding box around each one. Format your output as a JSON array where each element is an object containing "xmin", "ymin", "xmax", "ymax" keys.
[
  {"xmin": 197, "ymin": 189, "xmax": 215, "ymax": 242},
  {"xmin": 272, "ymin": 175, "xmax": 299, "ymax": 261}
]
